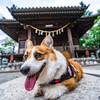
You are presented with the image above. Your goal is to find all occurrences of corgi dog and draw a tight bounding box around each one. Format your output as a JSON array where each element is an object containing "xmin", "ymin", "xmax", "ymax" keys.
[{"xmin": 20, "ymin": 36, "xmax": 83, "ymax": 99}]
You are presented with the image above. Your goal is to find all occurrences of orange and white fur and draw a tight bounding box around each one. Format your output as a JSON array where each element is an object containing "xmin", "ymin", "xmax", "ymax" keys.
[{"xmin": 20, "ymin": 36, "xmax": 83, "ymax": 99}]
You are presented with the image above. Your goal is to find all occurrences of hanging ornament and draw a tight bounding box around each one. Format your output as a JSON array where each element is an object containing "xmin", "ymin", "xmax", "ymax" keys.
[
  {"xmin": 35, "ymin": 29, "xmax": 38, "ymax": 33},
  {"xmin": 61, "ymin": 28, "xmax": 64, "ymax": 32},
  {"xmin": 59, "ymin": 30, "xmax": 61, "ymax": 34},
  {"xmin": 56, "ymin": 31, "xmax": 58, "ymax": 35},
  {"xmin": 38, "ymin": 31, "xmax": 40, "ymax": 35},
  {"xmin": 52, "ymin": 32, "xmax": 54, "ymax": 37},
  {"xmin": 23, "ymin": 25, "xmax": 26, "ymax": 29},
  {"xmin": 26, "ymin": 22, "xmax": 70, "ymax": 37},
  {"xmin": 46, "ymin": 32, "xmax": 48, "ymax": 36},
  {"xmin": 41, "ymin": 31, "xmax": 43, "ymax": 35},
  {"xmin": 48, "ymin": 32, "xmax": 51, "ymax": 36}
]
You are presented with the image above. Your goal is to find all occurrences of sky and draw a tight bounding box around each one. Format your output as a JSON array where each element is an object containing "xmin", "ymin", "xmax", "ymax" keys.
[{"xmin": 0, "ymin": 0, "xmax": 100, "ymax": 51}]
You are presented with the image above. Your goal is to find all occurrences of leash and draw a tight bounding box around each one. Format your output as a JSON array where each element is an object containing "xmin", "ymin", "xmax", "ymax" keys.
[
  {"xmin": 66, "ymin": 59, "xmax": 81, "ymax": 73},
  {"xmin": 49, "ymin": 60, "xmax": 80, "ymax": 85}
]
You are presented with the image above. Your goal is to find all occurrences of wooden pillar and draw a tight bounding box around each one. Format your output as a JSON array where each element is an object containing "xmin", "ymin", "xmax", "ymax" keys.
[
  {"xmin": 32, "ymin": 28, "xmax": 36, "ymax": 45},
  {"xmin": 28, "ymin": 27, "xmax": 31, "ymax": 40},
  {"xmin": 67, "ymin": 26, "xmax": 75, "ymax": 58},
  {"xmin": 62, "ymin": 39, "xmax": 65, "ymax": 51},
  {"xmin": 0, "ymin": 57, "xmax": 2, "ymax": 65},
  {"xmin": 1, "ymin": 52, "xmax": 3, "ymax": 65},
  {"xmin": 34, "ymin": 39, "xmax": 36, "ymax": 45},
  {"xmin": 18, "ymin": 39, "xmax": 20, "ymax": 54}
]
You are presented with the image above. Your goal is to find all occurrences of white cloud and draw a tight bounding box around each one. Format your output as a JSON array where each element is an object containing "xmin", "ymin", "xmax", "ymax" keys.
[
  {"xmin": 0, "ymin": 30, "xmax": 10, "ymax": 40},
  {"xmin": 0, "ymin": 30, "xmax": 10, "ymax": 49},
  {"xmin": 0, "ymin": 0, "xmax": 100, "ymax": 19}
]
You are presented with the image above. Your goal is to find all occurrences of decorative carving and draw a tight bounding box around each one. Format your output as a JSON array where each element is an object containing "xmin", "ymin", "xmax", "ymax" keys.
[
  {"xmin": 79, "ymin": 1, "xmax": 86, "ymax": 7},
  {"xmin": 2, "ymin": 17, "xmax": 6, "ymax": 20},
  {"xmin": 11, "ymin": 4, "xmax": 17, "ymax": 9}
]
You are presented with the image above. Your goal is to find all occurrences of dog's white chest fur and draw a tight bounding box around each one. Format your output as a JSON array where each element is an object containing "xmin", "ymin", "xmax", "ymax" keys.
[{"xmin": 53, "ymin": 49, "xmax": 67, "ymax": 79}]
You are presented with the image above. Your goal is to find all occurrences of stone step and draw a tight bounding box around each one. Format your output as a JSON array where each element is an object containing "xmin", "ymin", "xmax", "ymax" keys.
[{"xmin": 70, "ymin": 57, "xmax": 100, "ymax": 66}]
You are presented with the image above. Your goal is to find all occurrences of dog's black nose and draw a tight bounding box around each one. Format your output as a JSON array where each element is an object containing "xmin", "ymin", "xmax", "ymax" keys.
[{"xmin": 20, "ymin": 66, "xmax": 30, "ymax": 75}]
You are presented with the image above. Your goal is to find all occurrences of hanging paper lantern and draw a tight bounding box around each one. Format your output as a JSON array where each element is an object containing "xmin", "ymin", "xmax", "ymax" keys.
[
  {"xmin": 61, "ymin": 28, "xmax": 64, "ymax": 32},
  {"xmin": 35, "ymin": 29, "xmax": 38, "ymax": 33}
]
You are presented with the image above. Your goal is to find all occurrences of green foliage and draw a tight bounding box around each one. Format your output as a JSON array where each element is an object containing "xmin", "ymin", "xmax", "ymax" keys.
[
  {"xmin": 79, "ymin": 37, "xmax": 85, "ymax": 46},
  {"xmin": 0, "ymin": 37, "xmax": 17, "ymax": 54},
  {"xmin": 0, "ymin": 37, "xmax": 17, "ymax": 47},
  {"xmin": 80, "ymin": 9, "xmax": 100, "ymax": 48},
  {"xmin": 0, "ymin": 47, "xmax": 6, "ymax": 53},
  {"xmin": 94, "ymin": 15, "xmax": 100, "ymax": 24}
]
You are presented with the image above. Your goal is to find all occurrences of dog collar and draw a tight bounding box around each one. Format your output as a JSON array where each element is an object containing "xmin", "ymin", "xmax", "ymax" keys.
[{"xmin": 49, "ymin": 60, "xmax": 76, "ymax": 85}]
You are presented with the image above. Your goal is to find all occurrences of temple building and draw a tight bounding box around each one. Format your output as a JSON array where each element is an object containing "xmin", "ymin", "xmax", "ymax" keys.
[{"xmin": 0, "ymin": 2, "xmax": 99, "ymax": 63}]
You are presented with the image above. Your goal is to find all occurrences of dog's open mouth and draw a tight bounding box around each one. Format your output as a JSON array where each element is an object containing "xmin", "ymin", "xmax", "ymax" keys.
[{"xmin": 25, "ymin": 63, "xmax": 46, "ymax": 91}]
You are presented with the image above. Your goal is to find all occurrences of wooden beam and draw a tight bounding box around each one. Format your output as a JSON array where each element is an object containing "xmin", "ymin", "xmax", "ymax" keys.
[
  {"xmin": 28, "ymin": 27, "xmax": 31, "ymax": 39},
  {"xmin": 67, "ymin": 26, "xmax": 75, "ymax": 58},
  {"xmin": 28, "ymin": 25, "xmax": 65, "ymax": 30}
]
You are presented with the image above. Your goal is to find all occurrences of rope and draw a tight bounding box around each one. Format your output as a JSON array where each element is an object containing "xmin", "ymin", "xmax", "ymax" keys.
[{"xmin": 26, "ymin": 22, "xmax": 70, "ymax": 36}]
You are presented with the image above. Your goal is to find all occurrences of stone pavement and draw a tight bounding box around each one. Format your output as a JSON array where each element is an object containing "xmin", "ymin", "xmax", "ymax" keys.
[
  {"xmin": 0, "ymin": 72, "xmax": 22, "ymax": 84},
  {"xmin": 0, "ymin": 66, "xmax": 100, "ymax": 100}
]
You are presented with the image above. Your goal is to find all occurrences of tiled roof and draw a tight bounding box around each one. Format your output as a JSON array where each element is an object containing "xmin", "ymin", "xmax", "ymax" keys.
[
  {"xmin": 0, "ymin": 19, "xmax": 19, "ymax": 24},
  {"xmin": 6, "ymin": 1, "xmax": 89, "ymax": 13},
  {"xmin": 5, "ymin": 2, "xmax": 89, "ymax": 22},
  {"xmin": 7, "ymin": 5, "xmax": 88, "ymax": 11}
]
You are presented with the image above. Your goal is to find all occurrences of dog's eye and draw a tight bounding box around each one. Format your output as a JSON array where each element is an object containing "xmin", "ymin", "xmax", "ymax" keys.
[
  {"xmin": 35, "ymin": 53, "xmax": 42, "ymax": 59},
  {"xmin": 25, "ymin": 55, "xmax": 28, "ymax": 58}
]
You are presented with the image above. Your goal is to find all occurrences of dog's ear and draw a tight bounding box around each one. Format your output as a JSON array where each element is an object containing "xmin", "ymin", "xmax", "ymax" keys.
[
  {"xmin": 41, "ymin": 36, "xmax": 53, "ymax": 48},
  {"xmin": 25, "ymin": 39, "xmax": 33, "ymax": 50}
]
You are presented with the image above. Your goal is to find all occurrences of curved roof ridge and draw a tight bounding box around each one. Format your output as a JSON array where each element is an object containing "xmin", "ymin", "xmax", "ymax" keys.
[
  {"xmin": 0, "ymin": 19, "xmax": 17, "ymax": 21},
  {"xmin": 81, "ymin": 13, "xmax": 100, "ymax": 19},
  {"xmin": 6, "ymin": 4, "xmax": 89, "ymax": 12}
]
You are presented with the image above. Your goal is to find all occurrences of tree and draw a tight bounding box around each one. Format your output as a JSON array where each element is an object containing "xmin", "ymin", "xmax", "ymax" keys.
[
  {"xmin": 0, "ymin": 47, "xmax": 7, "ymax": 54},
  {"xmin": 79, "ymin": 9, "xmax": 100, "ymax": 48},
  {"xmin": 0, "ymin": 37, "xmax": 17, "ymax": 54}
]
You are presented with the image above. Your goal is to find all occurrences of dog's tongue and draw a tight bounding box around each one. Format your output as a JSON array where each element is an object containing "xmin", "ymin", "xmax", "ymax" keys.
[{"xmin": 25, "ymin": 74, "xmax": 36, "ymax": 91}]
